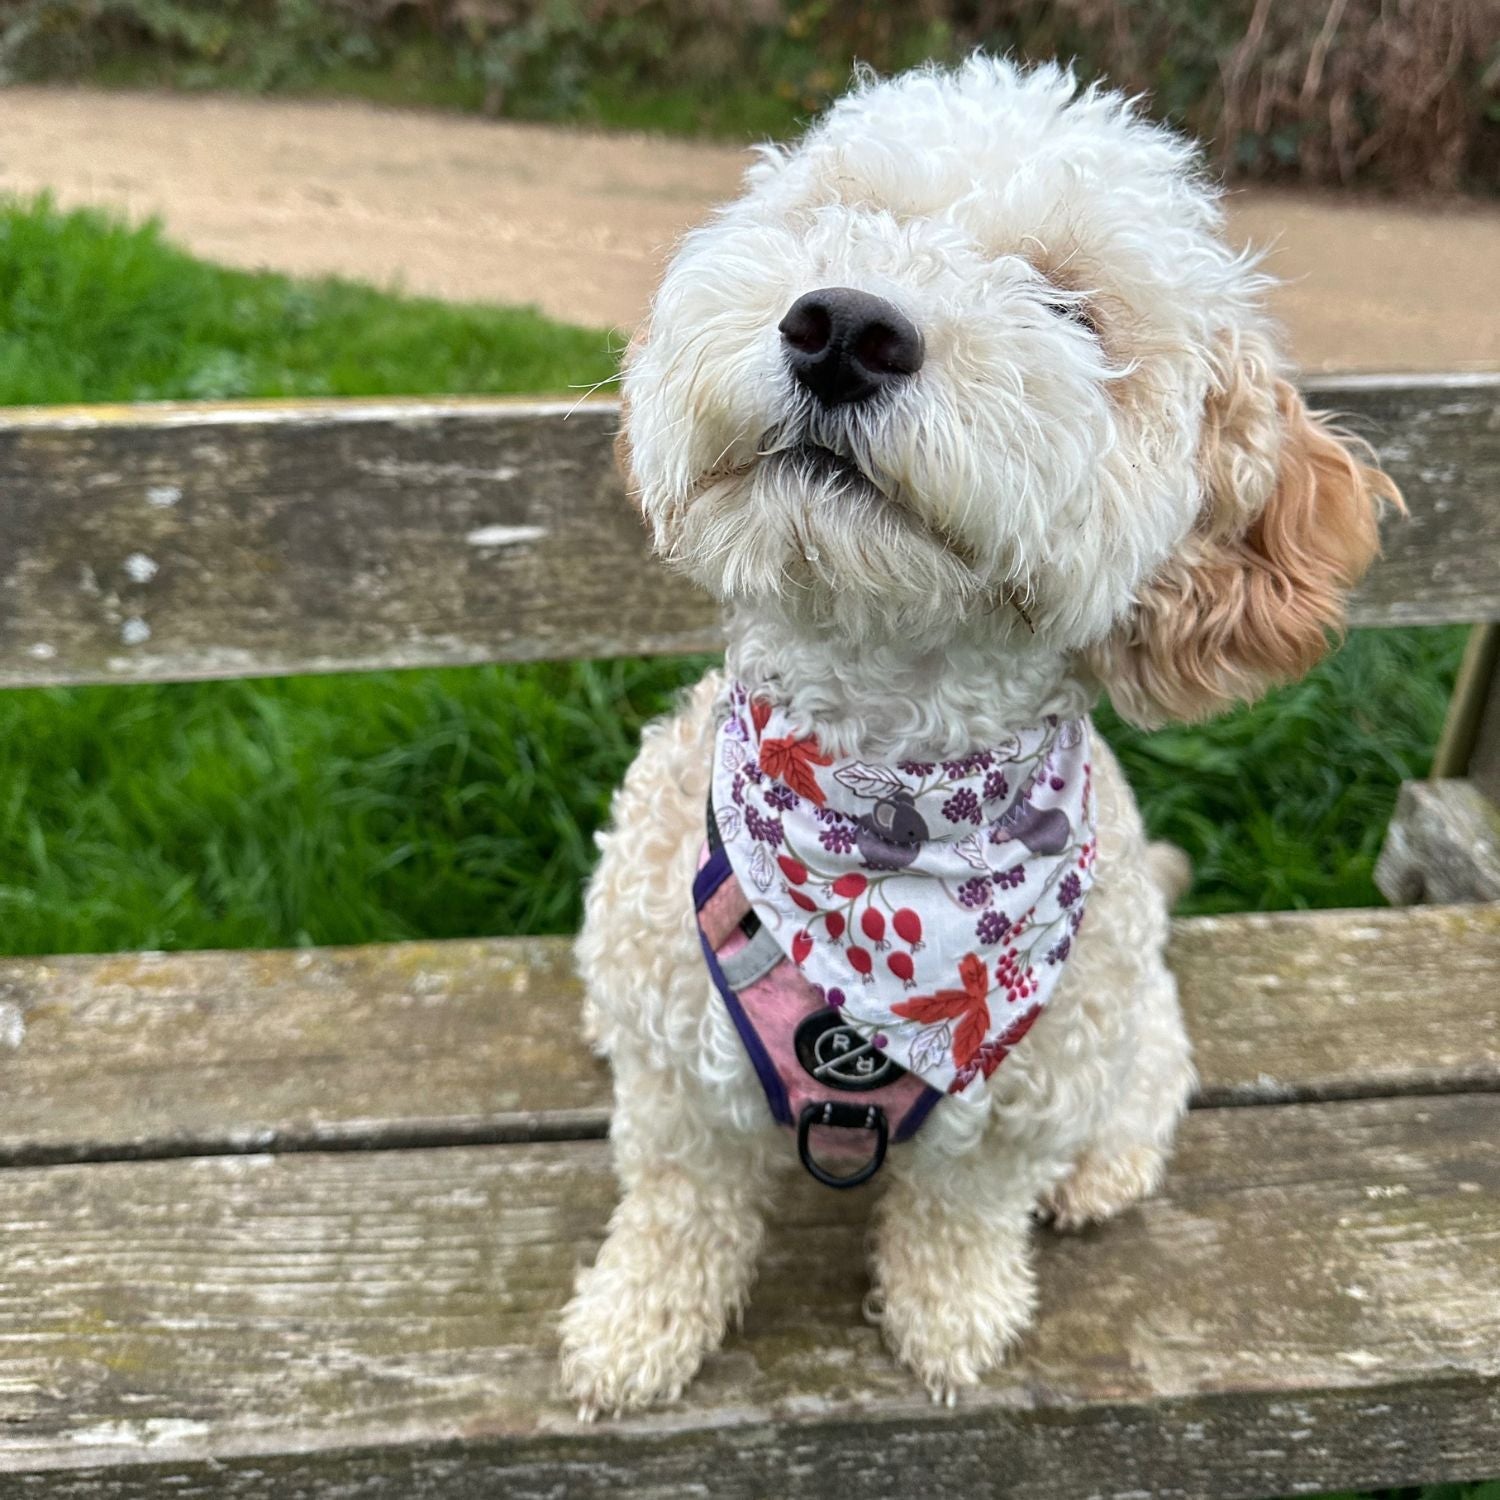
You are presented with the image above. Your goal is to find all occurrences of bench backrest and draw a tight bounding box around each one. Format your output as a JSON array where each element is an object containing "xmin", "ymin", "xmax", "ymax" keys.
[{"xmin": 0, "ymin": 373, "xmax": 1496, "ymax": 689}]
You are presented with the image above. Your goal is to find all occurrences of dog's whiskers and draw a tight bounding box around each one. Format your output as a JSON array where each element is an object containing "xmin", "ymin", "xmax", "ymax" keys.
[{"xmin": 562, "ymin": 372, "xmax": 623, "ymax": 420}]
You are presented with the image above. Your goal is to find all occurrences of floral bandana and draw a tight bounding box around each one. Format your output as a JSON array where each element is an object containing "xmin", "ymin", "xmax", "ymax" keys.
[{"xmin": 710, "ymin": 680, "xmax": 1096, "ymax": 1100}]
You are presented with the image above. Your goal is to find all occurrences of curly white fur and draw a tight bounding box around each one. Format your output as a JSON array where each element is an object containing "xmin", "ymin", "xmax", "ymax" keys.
[{"xmin": 560, "ymin": 55, "xmax": 1389, "ymax": 1414}]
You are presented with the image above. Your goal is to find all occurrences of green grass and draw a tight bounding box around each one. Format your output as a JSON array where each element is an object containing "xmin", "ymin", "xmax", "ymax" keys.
[
  {"xmin": 1103, "ymin": 623, "xmax": 1465, "ymax": 914},
  {"xmin": 0, "ymin": 195, "xmax": 1468, "ymax": 957},
  {"xmin": 0, "ymin": 659, "xmax": 710, "ymax": 954},
  {"xmin": 0, "ymin": 195, "xmax": 618, "ymax": 404},
  {"xmin": 0, "ymin": 629, "xmax": 1461, "ymax": 958}
]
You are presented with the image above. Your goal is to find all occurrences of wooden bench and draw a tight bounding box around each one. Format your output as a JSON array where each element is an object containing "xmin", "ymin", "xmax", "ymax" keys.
[{"xmin": 0, "ymin": 375, "xmax": 1497, "ymax": 1498}]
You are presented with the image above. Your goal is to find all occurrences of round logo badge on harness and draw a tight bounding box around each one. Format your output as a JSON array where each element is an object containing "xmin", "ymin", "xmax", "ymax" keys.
[
  {"xmin": 794, "ymin": 1010, "xmax": 904, "ymax": 1091},
  {"xmin": 792, "ymin": 1011, "xmax": 905, "ymax": 1187}
]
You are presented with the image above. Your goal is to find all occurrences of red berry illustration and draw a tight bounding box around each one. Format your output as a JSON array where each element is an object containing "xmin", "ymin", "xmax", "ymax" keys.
[
  {"xmin": 887, "ymin": 951, "xmax": 915, "ymax": 985},
  {"xmin": 825, "ymin": 911, "xmax": 846, "ymax": 940},
  {"xmin": 792, "ymin": 930, "xmax": 813, "ymax": 965},
  {"xmin": 778, "ymin": 855, "xmax": 808, "ymax": 885},
  {"xmin": 847, "ymin": 945, "xmax": 873, "ymax": 979},
  {"xmin": 861, "ymin": 907, "xmax": 888, "ymax": 948},
  {"xmin": 789, "ymin": 888, "xmax": 817, "ymax": 912},
  {"xmin": 892, "ymin": 907, "xmax": 924, "ymax": 948},
  {"xmin": 832, "ymin": 872, "xmax": 868, "ymax": 899}
]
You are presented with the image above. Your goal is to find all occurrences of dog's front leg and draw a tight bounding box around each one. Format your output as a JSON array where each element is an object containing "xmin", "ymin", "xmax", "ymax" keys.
[
  {"xmin": 871, "ymin": 1137, "xmax": 1042, "ymax": 1402},
  {"xmin": 559, "ymin": 1047, "xmax": 775, "ymax": 1418}
]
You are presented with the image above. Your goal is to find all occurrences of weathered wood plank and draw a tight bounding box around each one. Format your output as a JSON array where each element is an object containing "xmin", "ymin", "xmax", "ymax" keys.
[
  {"xmin": 3, "ymin": 905, "xmax": 1497, "ymax": 1165},
  {"xmin": 1172, "ymin": 902, "xmax": 1500, "ymax": 1104},
  {"xmin": 1432, "ymin": 622, "xmax": 1500, "ymax": 783},
  {"xmin": 0, "ymin": 399, "xmax": 719, "ymax": 687},
  {"xmin": 0, "ymin": 938, "xmax": 605, "ymax": 1165},
  {"xmin": 1375, "ymin": 780, "xmax": 1500, "ymax": 905},
  {"xmin": 0, "ymin": 375, "xmax": 1494, "ymax": 688},
  {"xmin": 1302, "ymin": 373, "xmax": 1500, "ymax": 628},
  {"xmin": 1435, "ymin": 620, "xmax": 1500, "ymax": 802},
  {"xmin": 0, "ymin": 1094, "xmax": 1496, "ymax": 1497}
]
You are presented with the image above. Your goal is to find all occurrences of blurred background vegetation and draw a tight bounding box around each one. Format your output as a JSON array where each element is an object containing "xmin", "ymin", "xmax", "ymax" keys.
[{"xmin": 0, "ymin": 0, "xmax": 1497, "ymax": 190}]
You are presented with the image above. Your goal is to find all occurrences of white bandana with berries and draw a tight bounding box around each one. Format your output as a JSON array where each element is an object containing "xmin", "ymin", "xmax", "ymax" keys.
[{"xmin": 711, "ymin": 680, "xmax": 1097, "ymax": 1098}]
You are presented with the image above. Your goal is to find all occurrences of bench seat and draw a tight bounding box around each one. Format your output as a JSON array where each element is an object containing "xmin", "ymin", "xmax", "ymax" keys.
[
  {"xmin": 2, "ymin": 905, "xmax": 1498, "ymax": 1496},
  {"xmin": 1, "ymin": 382, "xmax": 1497, "ymax": 1493}
]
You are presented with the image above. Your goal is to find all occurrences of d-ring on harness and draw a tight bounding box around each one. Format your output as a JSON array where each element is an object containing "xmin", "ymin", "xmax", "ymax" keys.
[{"xmin": 797, "ymin": 1102, "xmax": 889, "ymax": 1189}]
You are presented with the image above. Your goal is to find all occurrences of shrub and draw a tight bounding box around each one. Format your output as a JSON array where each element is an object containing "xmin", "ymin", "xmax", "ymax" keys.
[{"xmin": 0, "ymin": 0, "xmax": 1495, "ymax": 191}]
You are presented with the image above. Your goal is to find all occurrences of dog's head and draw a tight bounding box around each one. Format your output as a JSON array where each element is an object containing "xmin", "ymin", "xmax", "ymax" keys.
[{"xmin": 620, "ymin": 57, "xmax": 1398, "ymax": 724}]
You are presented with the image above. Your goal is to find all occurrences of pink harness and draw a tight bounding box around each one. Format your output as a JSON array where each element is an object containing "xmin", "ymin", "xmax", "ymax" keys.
[
  {"xmin": 695, "ymin": 835, "xmax": 941, "ymax": 1187},
  {"xmin": 695, "ymin": 682, "xmax": 1097, "ymax": 1189}
]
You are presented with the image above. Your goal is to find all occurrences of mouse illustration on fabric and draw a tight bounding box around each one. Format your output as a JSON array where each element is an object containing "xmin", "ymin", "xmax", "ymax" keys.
[{"xmin": 857, "ymin": 792, "xmax": 928, "ymax": 869}]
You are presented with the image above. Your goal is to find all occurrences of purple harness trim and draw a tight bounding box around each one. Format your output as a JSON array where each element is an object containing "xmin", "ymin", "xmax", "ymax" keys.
[{"xmin": 693, "ymin": 848, "xmax": 792, "ymax": 1126}]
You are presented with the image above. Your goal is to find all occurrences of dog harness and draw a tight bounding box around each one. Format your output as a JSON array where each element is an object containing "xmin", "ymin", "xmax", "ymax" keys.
[{"xmin": 694, "ymin": 680, "xmax": 1097, "ymax": 1187}]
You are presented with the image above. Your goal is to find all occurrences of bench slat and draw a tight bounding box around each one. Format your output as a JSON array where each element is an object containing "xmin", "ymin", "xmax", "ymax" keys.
[
  {"xmin": 3, "ymin": 904, "xmax": 1497, "ymax": 1165},
  {"xmin": 1, "ymin": 1093, "xmax": 1496, "ymax": 1496},
  {"xmin": 0, "ymin": 374, "xmax": 1495, "ymax": 689},
  {"xmin": 1376, "ymin": 779, "xmax": 1500, "ymax": 905}
]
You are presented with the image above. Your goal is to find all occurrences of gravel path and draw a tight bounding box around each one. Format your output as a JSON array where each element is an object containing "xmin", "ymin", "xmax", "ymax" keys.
[{"xmin": 2, "ymin": 86, "xmax": 1496, "ymax": 372}]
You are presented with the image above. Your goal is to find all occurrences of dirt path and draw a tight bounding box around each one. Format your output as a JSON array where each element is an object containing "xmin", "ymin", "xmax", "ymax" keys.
[{"xmin": 3, "ymin": 86, "xmax": 1497, "ymax": 373}]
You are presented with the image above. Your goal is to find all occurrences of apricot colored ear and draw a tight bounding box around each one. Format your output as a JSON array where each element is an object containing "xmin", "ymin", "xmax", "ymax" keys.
[{"xmin": 1090, "ymin": 345, "xmax": 1400, "ymax": 727}]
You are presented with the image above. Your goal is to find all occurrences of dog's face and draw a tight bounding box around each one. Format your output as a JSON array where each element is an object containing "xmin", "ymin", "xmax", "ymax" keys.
[{"xmin": 622, "ymin": 59, "xmax": 1396, "ymax": 724}]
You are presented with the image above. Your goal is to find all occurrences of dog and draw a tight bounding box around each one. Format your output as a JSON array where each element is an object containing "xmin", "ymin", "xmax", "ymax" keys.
[{"xmin": 559, "ymin": 55, "xmax": 1397, "ymax": 1415}]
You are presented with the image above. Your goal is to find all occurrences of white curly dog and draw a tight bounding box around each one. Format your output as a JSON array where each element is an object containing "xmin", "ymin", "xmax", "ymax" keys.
[{"xmin": 560, "ymin": 56, "xmax": 1396, "ymax": 1415}]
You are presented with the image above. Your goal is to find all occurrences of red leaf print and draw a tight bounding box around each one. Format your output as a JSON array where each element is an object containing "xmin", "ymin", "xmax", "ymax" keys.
[
  {"xmin": 891, "ymin": 987, "xmax": 972, "ymax": 1023},
  {"xmin": 953, "ymin": 998, "xmax": 991, "ymax": 1069},
  {"xmin": 894, "ymin": 952, "xmax": 994, "ymax": 1071},
  {"xmin": 958, "ymin": 952, "xmax": 989, "ymax": 1001},
  {"xmin": 751, "ymin": 696, "xmax": 772, "ymax": 733},
  {"xmin": 758, "ymin": 734, "xmax": 832, "ymax": 806}
]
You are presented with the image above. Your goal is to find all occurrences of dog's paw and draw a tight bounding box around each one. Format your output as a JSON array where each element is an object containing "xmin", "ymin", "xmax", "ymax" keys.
[
  {"xmin": 559, "ymin": 1183, "xmax": 760, "ymax": 1418},
  {"xmin": 868, "ymin": 1274, "xmax": 1030, "ymax": 1401},
  {"xmin": 559, "ymin": 1261, "xmax": 717, "ymax": 1419},
  {"xmin": 869, "ymin": 1213, "xmax": 1035, "ymax": 1401},
  {"xmin": 1038, "ymin": 1143, "xmax": 1165, "ymax": 1231}
]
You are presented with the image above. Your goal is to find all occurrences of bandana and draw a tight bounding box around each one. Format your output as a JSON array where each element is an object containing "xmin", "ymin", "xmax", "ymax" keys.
[{"xmin": 709, "ymin": 680, "xmax": 1096, "ymax": 1100}]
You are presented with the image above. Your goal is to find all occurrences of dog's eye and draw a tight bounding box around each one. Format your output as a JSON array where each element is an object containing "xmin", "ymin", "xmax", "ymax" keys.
[{"xmin": 1043, "ymin": 298, "xmax": 1100, "ymax": 339}]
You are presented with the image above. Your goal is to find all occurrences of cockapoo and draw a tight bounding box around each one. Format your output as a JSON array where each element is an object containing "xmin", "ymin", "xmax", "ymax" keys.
[{"xmin": 560, "ymin": 56, "xmax": 1397, "ymax": 1415}]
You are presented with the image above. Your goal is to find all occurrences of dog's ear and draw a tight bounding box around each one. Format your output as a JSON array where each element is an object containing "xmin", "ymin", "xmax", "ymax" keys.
[{"xmin": 1086, "ymin": 330, "xmax": 1400, "ymax": 727}]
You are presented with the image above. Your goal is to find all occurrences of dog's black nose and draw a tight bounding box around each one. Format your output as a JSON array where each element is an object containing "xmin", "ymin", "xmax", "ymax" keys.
[{"xmin": 778, "ymin": 287, "xmax": 923, "ymax": 408}]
